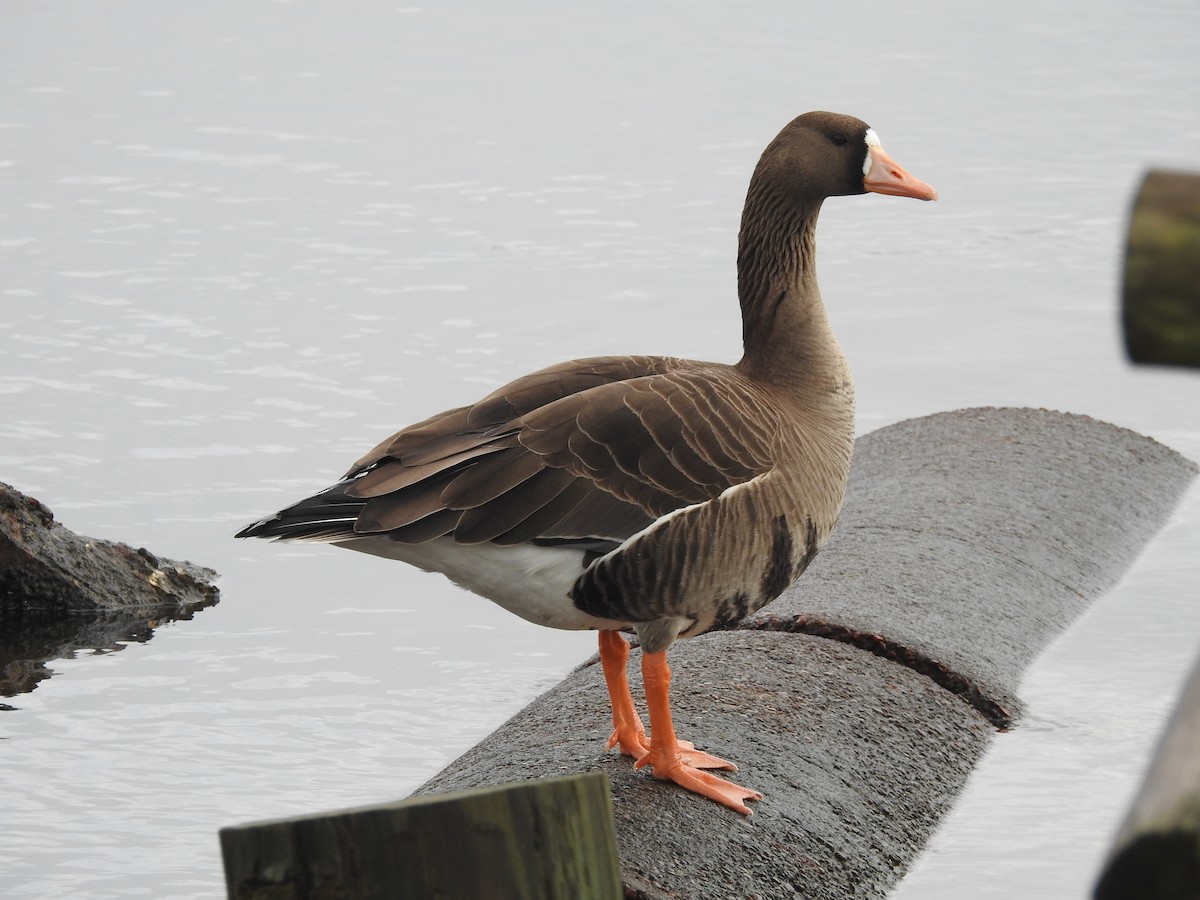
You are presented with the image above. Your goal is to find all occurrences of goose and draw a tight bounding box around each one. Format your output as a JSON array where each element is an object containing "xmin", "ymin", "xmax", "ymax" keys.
[{"xmin": 236, "ymin": 111, "xmax": 936, "ymax": 815}]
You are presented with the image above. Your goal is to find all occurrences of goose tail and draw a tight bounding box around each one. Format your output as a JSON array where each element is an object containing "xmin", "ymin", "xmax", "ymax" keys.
[{"xmin": 235, "ymin": 482, "xmax": 365, "ymax": 542}]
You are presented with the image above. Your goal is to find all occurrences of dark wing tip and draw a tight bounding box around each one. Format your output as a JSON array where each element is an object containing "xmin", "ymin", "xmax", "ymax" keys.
[
  {"xmin": 234, "ymin": 516, "xmax": 277, "ymax": 539},
  {"xmin": 235, "ymin": 486, "xmax": 365, "ymax": 542}
]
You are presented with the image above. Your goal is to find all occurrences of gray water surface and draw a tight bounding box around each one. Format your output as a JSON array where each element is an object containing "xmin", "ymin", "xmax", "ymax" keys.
[{"xmin": 3, "ymin": 1, "xmax": 1200, "ymax": 897}]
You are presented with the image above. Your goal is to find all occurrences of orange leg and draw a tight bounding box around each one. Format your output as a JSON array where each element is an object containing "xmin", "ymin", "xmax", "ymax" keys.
[
  {"xmin": 632, "ymin": 649, "xmax": 762, "ymax": 815},
  {"xmin": 598, "ymin": 630, "xmax": 650, "ymax": 758}
]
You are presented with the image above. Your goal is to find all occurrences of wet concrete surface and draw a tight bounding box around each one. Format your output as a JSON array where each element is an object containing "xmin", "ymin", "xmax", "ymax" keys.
[
  {"xmin": 417, "ymin": 630, "xmax": 993, "ymax": 900},
  {"xmin": 413, "ymin": 408, "xmax": 1198, "ymax": 899},
  {"xmin": 750, "ymin": 407, "xmax": 1199, "ymax": 723}
]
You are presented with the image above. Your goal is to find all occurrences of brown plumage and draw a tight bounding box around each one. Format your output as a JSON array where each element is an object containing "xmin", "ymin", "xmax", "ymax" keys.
[{"xmin": 237, "ymin": 111, "xmax": 937, "ymax": 813}]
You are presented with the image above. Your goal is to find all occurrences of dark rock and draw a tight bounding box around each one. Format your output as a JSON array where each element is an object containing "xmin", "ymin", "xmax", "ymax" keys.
[
  {"xmin": 0, "ymin": 481, "xmax": 219, "ymax": 622},
  {"xmin": 0, "ymin": 481, "xmax": 219, "ymax": 697}
]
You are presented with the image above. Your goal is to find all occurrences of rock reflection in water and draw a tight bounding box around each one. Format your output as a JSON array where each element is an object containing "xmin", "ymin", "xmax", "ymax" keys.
[{"xmin": 0, "ymin": 607, "xmax": 213, "ymax": 699}]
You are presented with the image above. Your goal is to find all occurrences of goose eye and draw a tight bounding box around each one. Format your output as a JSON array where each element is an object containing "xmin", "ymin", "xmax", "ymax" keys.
[{"xmin": 829, "ymin": 134, "xmax": 848, "ymax": 146}]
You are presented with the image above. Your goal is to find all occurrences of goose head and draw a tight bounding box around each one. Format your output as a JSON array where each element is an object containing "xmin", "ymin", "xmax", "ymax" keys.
[{"xmin": 750, "ymin": 110, "xmax": 938, "ymax": 205}]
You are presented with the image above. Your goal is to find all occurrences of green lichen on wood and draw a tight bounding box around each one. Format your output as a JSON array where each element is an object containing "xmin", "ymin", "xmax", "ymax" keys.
[
  {"xmin": 220, "ymin": 773, "xmax": 623, "ymax": 900},
  {"xmin": 1123, "ymin": 169, "xmax": 1200, "ymax": 369}
]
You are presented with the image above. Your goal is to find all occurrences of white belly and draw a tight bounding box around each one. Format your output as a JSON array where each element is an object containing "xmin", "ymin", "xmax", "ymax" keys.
[{"xmin": 333, "ymin": 535, "xmax": 630, "ymax": 632}]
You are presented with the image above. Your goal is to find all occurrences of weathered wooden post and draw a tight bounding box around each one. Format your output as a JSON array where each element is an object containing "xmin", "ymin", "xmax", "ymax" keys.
[
  {"xmin": 1093, "ymin": 169, "xmax": 1200, "ymax": 898},
  {"xmin": 1094, "ymin": 655, "xmax": 1200, "ymax": 899},
  {"xmin": 219, "ymin": 772, "xmax": 623, "ymax": 900},
  {"xmin": 1122, "ymin": 169, "xmax": 1200, "ymax": 369}
]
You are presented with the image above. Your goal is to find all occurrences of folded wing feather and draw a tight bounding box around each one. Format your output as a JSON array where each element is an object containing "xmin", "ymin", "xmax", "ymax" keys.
[{"xmin": 247, "ymin": 356, "xmax": 781, "ymax": 556}]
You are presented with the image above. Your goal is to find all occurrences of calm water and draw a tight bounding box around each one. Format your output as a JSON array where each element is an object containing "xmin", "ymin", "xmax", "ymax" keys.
[{"xmin": 3, "ymin": 1, "xmax": 1199, "ymax": 897}]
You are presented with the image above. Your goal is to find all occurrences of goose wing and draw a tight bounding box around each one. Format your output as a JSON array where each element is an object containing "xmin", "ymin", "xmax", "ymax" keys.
[{"xmin": 240, "ymin": 356, "xmax": 779, "ymax": 551}]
